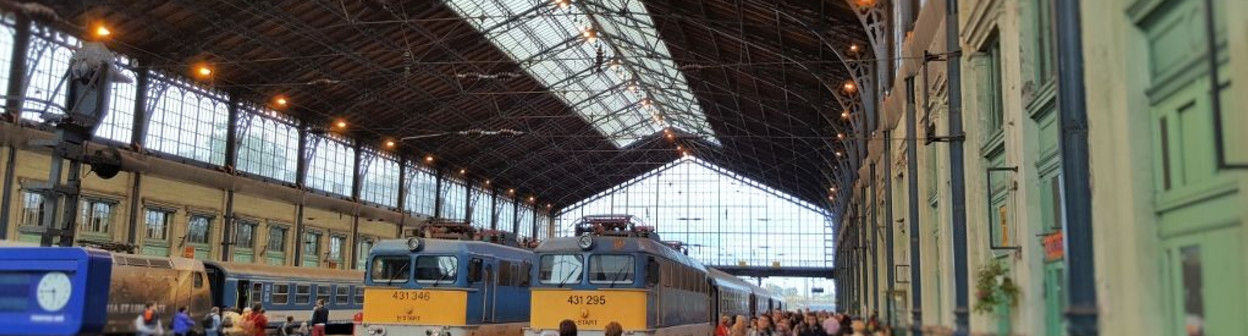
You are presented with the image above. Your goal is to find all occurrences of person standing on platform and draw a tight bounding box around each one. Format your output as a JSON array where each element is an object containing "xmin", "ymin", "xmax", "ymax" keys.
[
  {"xmin": 559, "ymin": 319, "xmax": 578, "ymax": 336},
  {"xmin": 204, "ymin": 307, "xmax": 222, "ymax": 336},
  {"xmin": 171, "ymin": 306, "xmax": 194, "ymax": 336},
  {"xmin": 134, "ymin": 302, "xmax": 164, "ymax": 336},
  {"xmin": 250, "ymin": 305, "xmax": 268, "ymax": 336},
  {"xmin": 310, "ymin": 299, "xmax": 330, "ymax": 336},
  {"xmin": 604, "ymin": 322, "xmax": 622, "ymax": 336},
  {"xmin": 716, "ymin": 315, "xmax": 732, "ymax": 336}
]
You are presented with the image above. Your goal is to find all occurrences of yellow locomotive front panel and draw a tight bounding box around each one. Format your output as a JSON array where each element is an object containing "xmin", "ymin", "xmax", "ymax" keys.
[
  {"xmin": 530, "ymin": 288, "xmax": 648, "ymax": 331},
  {"xmin": 363, "ymin": 288, "xmax": 469, "ymax": 325}
]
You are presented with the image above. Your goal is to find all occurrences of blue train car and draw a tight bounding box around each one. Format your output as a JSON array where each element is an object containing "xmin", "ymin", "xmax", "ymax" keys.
[
  {"xmin": 204, "ymin": 261, "xmax": 364, "ymax": 333},
  {"xmin": 357, "ymin": 237, "xmax": 534, "ymax": 336}
]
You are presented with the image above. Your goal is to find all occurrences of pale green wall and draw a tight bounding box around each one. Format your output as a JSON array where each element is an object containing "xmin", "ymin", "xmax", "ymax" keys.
[{"xmin": 856, "ymin": 0, "xmax": 1247, "ymax": 335}]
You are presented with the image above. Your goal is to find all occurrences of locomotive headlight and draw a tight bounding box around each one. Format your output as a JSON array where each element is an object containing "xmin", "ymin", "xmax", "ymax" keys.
[
  {"xmin": 407, "ymin": 237, "xmax": 425, "ymax": 252},
  {"xmin": 366, "ymin": 325, "xmax": 386, "ymax": 335},
  {"xmin": 577, "ymin": 234, "xmax": 595, "ymax": 250}
]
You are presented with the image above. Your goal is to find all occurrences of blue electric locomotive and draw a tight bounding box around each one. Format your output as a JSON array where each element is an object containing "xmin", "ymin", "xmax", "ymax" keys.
[
  {"xmin": 526, "ymin": 215, "xmax": 785, "ymax": 336},
  {"xmin": 357, "ymin": 232, "xmax": 535, "ymax": 336}
]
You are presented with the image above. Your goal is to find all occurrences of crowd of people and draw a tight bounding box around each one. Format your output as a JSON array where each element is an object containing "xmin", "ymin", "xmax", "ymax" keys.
[
  {"xmin": 134, "ymin": 303, "xmax": 875, "ymax": 336},
  {"xmin": 131, "ymin": 299, "xmax": 332, "ymax": 336},
  {"xmin": 544, "ymin": 310, "xmax": 885, "ymax": 336},
  {"xmin": 714, "ymin": 310, "xmax": 888, "ymax": 336}
]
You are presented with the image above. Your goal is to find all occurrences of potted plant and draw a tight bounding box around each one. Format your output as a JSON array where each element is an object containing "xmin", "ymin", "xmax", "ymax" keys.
[{"xmin": 973, "ymin": 259, "xmax": 1020, "ymax": 315}]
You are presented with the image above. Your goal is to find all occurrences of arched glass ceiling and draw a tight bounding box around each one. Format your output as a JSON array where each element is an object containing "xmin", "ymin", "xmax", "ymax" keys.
[
  {"xmin": 555, "ymin": 157, "xmax": 833, "ymax": 267},
  {"xmin": 445, "ymin": 0, "xmax": 717, "ymax": 147}
]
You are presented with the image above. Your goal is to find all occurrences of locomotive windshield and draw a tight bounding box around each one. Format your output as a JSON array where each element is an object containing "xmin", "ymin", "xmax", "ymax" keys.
[
  {"xmin": 539, "ymin": 254, "xmax": 583, "ymax": 285},
  {"xmin": 371, "ymin": 256, "xmax": 411, "ymax": 284},
  {"xmin": 415, "ymin": 256, "xmax": 458, "ymax": 284},
  {"xmin": 588, "ymin": 255, "xmax": 635, "ymax": 285}
]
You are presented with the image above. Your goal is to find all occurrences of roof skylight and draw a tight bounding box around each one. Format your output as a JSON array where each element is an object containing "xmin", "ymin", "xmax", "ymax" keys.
[{"xmin": 445, "ymin": 0, "xmax": 718, "ymax": 147}]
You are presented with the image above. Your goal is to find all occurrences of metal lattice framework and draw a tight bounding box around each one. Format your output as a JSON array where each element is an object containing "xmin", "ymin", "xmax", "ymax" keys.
[{"xmin": 39, "ymin": 0, "xmax": 871, "ymax": 213}]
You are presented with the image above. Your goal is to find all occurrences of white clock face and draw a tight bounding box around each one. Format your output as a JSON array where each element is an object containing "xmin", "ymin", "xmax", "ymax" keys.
[{"xmin": 36, "ymin": 272, "xmax": 72, "ymax": 312}]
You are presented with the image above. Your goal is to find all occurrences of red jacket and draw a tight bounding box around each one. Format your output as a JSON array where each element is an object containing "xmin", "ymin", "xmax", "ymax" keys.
[
  {"xmin": 250, "ymin": 314, "xmax": 268, "ymax": 336},
  {"xmin": 716, "ymin": 324, "xmax": 730, "ymax": 336}
]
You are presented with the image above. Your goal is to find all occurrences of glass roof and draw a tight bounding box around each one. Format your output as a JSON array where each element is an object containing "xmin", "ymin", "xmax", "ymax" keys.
[{"xmin": 445, "ymin": 0, "xmax": 718, "ymax": 147}]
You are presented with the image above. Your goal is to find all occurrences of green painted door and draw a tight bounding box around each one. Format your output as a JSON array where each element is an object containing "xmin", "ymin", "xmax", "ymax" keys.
[
  {"xmin": 1043, "ymin": 262, "xmax": 1065, "ymax": 336},
  {"xmin": 1141, "ymin": 1, "xmax": 1243, "ymax": 335},
  {"xmin": 1160, "ymin": 226, "xmax": 1246, "ymax": 336}
]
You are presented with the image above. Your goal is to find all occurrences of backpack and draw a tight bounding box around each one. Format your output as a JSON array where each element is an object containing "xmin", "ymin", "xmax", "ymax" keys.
[
  {"xmin": 202, "ymin": 313, "xmax": 217, "ymax": 329},
  {"xmin": 221, "ymin": 314, "xmax": 234, "ymax": 328}
]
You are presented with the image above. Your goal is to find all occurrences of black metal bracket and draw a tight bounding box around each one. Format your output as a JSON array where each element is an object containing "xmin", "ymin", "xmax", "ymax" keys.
[
  {"xmin": 986, "ymin": 167, "xmax": 1022, "ymax": 251},
  {"xmin": 923, "ymin": 50, "xmax": 962, "ymax": 63}
]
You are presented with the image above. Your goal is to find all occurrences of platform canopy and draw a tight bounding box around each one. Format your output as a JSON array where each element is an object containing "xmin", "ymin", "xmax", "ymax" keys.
[{"xmin": 43, "ymin": 0, "xmax": 867, "ymax": 209}]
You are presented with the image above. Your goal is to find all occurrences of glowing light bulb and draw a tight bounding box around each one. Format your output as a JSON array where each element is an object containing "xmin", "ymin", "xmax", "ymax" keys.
[
  {"xmin": 385, "ymin": 140, "xmax": 395, "ymax": 148},
  {"xmin": 849, "ymin": 44, "xmax": 859, "ymax": 53},
  {"xmin": 334, "ymin": 120, "xmax": 348, "ymax": 129},
  {"xmin": 843, "ymin": 81, "xmax": 856, "ymax": 92},
  {"xmin": 94, "ymin": 25, "xmax": 111, "ymax": 38},
  {"xmin": 274, "ymin": 96, "xmax": 288, "ymax": 107},
  {"xmin": 424, "ymin": 155, "xmax": 434, "ymax": 163},
  {"xmin": 459, "ymin": 169, "xmax": 466, "ymax": 175},
  {"xmin": 837, "ymin": 133, "xmax": 845, "ymax": 140},
  {"xmin": 194, "ymin": 65, "xmax": 213, "ymax": 78}
]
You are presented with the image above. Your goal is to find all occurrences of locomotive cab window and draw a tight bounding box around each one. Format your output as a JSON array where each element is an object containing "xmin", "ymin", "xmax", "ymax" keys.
[
  {"xmin": 520, "ymin": 261, "xmax": 533, "ymax": 287},
  {"xmin": 468, "ymin": 258, "xmax": 484, "ymax": 283},
  {"xmin": 589, "ymin": 255, "xmax": 635, "ymax": 285},
  {"xmin": 645, "ymin": 257, "xmax": 660, "ymax": 287},
  {"xmin": 193, "ymin": 272, "xmax": 204, "ymax": 288},
  {"xmin": 415, "ymin": 256, "xmax": 458, "ymax": 285},
  {"xmin": 371, "ymin": 256, "xmax": 412, "ymax": 283},
  {"xmin": 499, "ymin": 261, "xmax": 513, "ymax": 285},
  {"xmin": 539, "ymin": 254, "xmax": 584, "ymax": 285}
]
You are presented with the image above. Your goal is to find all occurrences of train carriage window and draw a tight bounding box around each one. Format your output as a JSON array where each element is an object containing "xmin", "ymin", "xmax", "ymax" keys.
[
  {"xmin": 415, "ymin": 256, "xmax": 458, "ymax": 285},
  {"xmin": 539, "ymin": 254, "xmax": 583, "ymax": 285},
  {"xmin": 512, "ymin": 263, "xmax": 521, "ymax": 286},
  {"xmin": 251, "ymin": 283, "xmax": 263, "ymax": 306},
  {"xmin": 589, "ymin": 255, "xmax": 635, "ymax": 285},
  {"xmin": 520, "ymin": 261, "xmax": 532, "ymax": 287},
  {"xmin": 335, "ymin": 286, "xmax": 350, "ymax": 305},
  {"xmin": 295, "ymin": 284, "xmax": 311, "ymax": 304},
  {"xmin": 371, "ymin": 256, "xmax": 411, "ymax": 283},
  {"xmin": 645, "ymin": 258, "xmax": 660, "ymax": 287},
  {"xmin": 273, "ymin": 284, "xmax": 289, "ymax": 305},
  {"xmin": 193, "ymin": 272, "xmax": 204, "ymax": 289},
  {"xmin": 316, "ymin": 285, "xmax": 331, "ymax": 304},
  {"xmin": 354, "ymin": 286, "xmax": 365, "ymax": 304}
]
